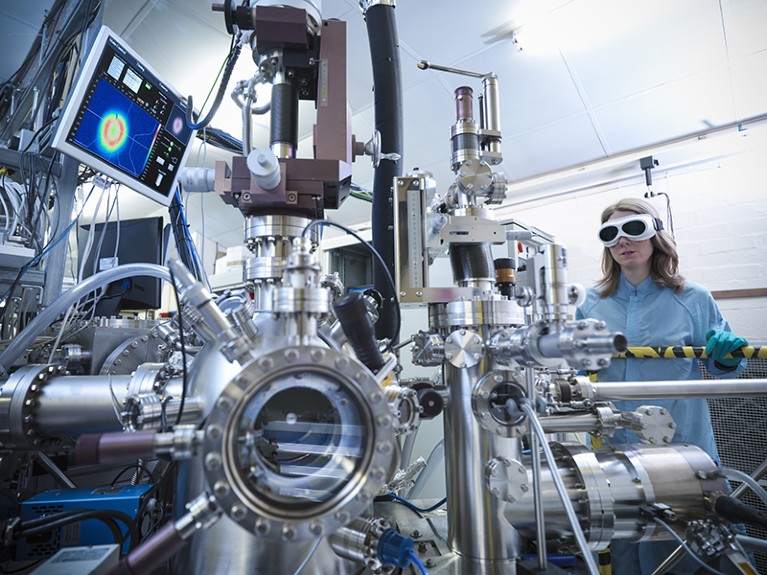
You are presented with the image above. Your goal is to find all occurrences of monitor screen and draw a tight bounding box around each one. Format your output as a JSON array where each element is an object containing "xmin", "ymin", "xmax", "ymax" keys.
[
  {"xmin": 78, "ymin": 216, "xmax": 164, "ymax": 313},
  {"xmin": 52, "ymin": 26, "xmax": 194, "ymax": 206}
]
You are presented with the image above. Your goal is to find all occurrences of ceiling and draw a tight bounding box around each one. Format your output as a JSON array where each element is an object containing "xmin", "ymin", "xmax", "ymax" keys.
[{"xmin": 2, "ymin": 0, "xmax": 767, "ymax": 249}]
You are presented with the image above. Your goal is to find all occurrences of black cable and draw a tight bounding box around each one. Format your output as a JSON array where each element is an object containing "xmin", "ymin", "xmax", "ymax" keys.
[
  {"xmin": 168, "ymin": 266, "xmax": 189, "ymax": 428},
  {"xmin": 196, "ymin": 127, "xmax": 243, "ymax": 153},
  {"xmin": 301, "ymin": 219, "xmax": 401, "ymax": 350},
  {"xmin": 186, "ymin": 35, "xmax": 242, "ymax": 130},
  {"xmin": 20, "ymin": 513, "xmax": 123, "ymax": 546},
  {"xmin": 658, "ymin": 191, "xmax": 675, "ymax": 238},
  {"xmin": 168, "ymin": 191, "xmax": 200, "ymax": 280},
  {"xmin": 110, "ymin": 463, "xmax": 159, "ymax": 487},
  {"xmin": 0, "ymin": 560, "xmax": 44, "ymax": 574},
  {"xmin": 17, "ymin": 509, "xmax": 135, "ymax": 552}
]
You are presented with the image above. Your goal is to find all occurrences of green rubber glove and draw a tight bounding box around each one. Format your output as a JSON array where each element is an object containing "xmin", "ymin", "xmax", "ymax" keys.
[{"xmin": 705, "ymin": 329, "xmax": 748, "ymax": 367}]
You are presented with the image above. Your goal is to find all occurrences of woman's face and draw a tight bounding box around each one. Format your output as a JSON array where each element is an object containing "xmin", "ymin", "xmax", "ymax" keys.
[{"xmin": 607, "ymin": 210, "xmax": 654, "ymax": 274}]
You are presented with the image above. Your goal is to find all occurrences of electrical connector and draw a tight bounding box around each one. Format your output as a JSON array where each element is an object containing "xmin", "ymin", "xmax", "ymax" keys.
[
  {"xmin": 377, "ymin": 528, "xmax": 414, "ymax": 568},
  {"xmin": 639, "ymin": 503, "xmax": 678, "ymax": 522}
]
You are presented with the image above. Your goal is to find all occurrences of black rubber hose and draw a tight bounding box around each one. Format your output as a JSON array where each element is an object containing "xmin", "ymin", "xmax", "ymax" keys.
[
  {"xmin": 714, "ymin": 495, "xmax": 767, "ymax": 530},
  {"xmin": 449, "ymin": 243, "xmax": 493, "ymax": 286},
  {"xmin": 270, "ymin": 82, "xmax": 299, "ymax": 151},
  {"xmin": 365, "ymin": 3, "xmax": 403, "ymax": 343},
  {"xmin": 333, "ymin": 292, "xmax": 385, "ymax": 372}
]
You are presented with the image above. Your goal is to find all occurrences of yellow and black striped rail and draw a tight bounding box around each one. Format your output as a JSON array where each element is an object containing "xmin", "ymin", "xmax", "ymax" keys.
[{"xmin": 614, "ymin": 346, "xmax": 766, "ymax": 359}]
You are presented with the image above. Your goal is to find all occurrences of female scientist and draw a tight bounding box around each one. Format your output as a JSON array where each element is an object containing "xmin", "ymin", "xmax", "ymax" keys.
[{"xmin": 575, "ymin": 197, "xmax": 748, "ymax": 574}]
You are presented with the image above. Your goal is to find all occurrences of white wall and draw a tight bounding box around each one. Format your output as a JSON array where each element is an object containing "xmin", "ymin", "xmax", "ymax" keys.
[
  {"xmin": 401, "ymin": 125, "xmax": 767, "ymax": 500},
  {"xmin": 498, "ymin": 143, "xmax": 767, "ymax": 344}
]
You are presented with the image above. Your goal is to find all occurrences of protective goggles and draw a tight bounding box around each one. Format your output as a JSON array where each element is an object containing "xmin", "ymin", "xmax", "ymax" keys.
[{"xmin": 598, "ymin": 214, "xmax": 663, "ymax": 247}]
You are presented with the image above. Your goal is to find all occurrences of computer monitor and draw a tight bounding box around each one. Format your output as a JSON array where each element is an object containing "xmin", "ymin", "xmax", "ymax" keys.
[
  {"xmin": 52, "ymin": 26, "xmax": 195, "ymax": 206},
  {"xmin": 78, "ymin": 216, "xmax": 164, "ymax": 314}
]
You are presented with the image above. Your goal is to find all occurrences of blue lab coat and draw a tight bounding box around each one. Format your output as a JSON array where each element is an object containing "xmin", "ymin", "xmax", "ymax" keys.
[{"xmin": 576, "ymin": 274, "xmax": 746, "ymax": 574}]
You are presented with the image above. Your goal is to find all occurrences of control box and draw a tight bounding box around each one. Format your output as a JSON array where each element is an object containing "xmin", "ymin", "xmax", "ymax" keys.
[{"xmin": 17, "ymin": 484, "xmax": 152, "ymax": 560}]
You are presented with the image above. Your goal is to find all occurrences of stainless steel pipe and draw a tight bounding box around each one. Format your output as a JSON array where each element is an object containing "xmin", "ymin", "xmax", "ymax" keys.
[{"xmin": 584, "ymin": 379, "xmax": 767, "ymax": 401}]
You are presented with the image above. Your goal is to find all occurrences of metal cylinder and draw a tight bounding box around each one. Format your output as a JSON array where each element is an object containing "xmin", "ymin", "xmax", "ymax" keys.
[
  {"xmin": 442, "ymin": 323, "xmax": 521, "ymax": 562},
  {"xmin": 482, "ymin": 74, "xmax": 501, "ymax": 134},
  {"xmin": 502, "ymin": 443, "xmax": 727, "ymax": 549},
  {"xmin": 328, "ymin": 516, "xmax": 387, "ymax": 570},
  {"xmin": 451, "ymin": 86, "xmax": 481, "ymax": 170},
  {"xmin": 584, "ymin": 378, "xmax": 767, "ymax": 401},
  {"xmin": 454, "ymin": 86, "xmax": 474, "ymax": 121},
  {"xmin": 244, "ymin": 215, "xmax": 316, "ymax": 309},
  {"xmin": 481, "ymin": 73, "xmax": 502, "ymax": 162},
  {"xmin": 540, "ymin": 243, "xmax": 569, "ymax": 323},
  {"xmin": 34, "ymin": 375, "xmax": 131, "ymax": 436}
]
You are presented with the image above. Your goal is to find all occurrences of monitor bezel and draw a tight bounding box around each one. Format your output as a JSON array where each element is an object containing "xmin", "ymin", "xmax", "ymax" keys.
[{"xmin": 52, "ymin": 25, "xmax": 196, "ymax": 207}]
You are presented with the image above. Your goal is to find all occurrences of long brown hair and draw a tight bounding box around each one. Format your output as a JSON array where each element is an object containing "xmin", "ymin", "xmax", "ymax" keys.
[{"xmin": 596, "ymin": 198, "xmax": 685, "ymax": 297}]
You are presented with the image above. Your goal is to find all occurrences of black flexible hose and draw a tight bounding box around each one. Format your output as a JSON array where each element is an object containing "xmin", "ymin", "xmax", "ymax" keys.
[
  {"xmin": 185, "ymin": 41, "xmax": 242, "ymax": 131},
  {"xmin": 333, "ymin": 292, "xmax": 385, "ymax": 372},
  {"xmin": 714, "ymin": 495, "xmax": 767, "ymax": 530},
  {"xmin": 365, "ymin": 3, "xmax": 403, "ymax": 343}
]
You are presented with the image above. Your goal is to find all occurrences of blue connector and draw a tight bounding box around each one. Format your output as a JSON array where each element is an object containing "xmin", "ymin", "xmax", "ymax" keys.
[{"xmin": 377, "ymin": 529, "xmax": 414, "ymax": 568}]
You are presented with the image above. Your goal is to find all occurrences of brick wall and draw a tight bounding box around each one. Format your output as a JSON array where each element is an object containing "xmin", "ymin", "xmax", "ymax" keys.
[{"xmin": 501, "ymin": 144, "xmax": 767, "ymax": 344}]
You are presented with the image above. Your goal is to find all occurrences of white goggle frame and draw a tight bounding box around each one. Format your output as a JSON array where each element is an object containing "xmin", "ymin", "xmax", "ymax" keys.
[{"xmin": 598, "ymin": 213, "xmax": 662, "ymax": 247}]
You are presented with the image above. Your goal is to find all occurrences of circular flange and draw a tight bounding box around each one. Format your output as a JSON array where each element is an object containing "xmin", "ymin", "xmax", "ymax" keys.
[
  {"xmin": 202, "ymin": 346, "xmax": 396, "ymax": 541},
  {"xmin": 471, "ymin": 370, "xmax": 528, "ymax": 438},
  {"xmin": 444, "ymin": 328, "xmax": 483, "ymax": 369},
  {"xmin": 0, "ymin": 364, "xmax": 64, "ymax": 449},
  {"xmin": 485, "ymin": 456, "xmax": 529, "ymax": 504}
]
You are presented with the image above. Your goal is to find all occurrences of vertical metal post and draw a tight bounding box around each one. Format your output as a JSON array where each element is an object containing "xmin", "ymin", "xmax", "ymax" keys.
[
  {"xmin": 527, "ymin": 367, "xmax": 548, "ymax": 571},
  {"xmin": 442, "ymin": 326, "xmax": 520, "ymax": 567},
  {"xmin": 42, "ymin": 155, "xmax": 77, "ymax": 306}
]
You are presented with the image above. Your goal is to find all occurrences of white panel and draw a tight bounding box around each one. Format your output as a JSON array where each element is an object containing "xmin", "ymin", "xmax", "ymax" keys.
[
  {"xmin": 731, "ymin": 50, "xmax": 767, "ymax": 120},
  {"xmin": 503, "ymin": 113, "xmax": 607, "ymax": 179},
  {"xmin": 394, "ymin": 0, "xmax": 526, "ymax": 69},
  {"xmin": 401, "ymin": 78, "xmax": 457, "ymax": 170},
  {"xmin": 557, "ymin": 0, "xmax": 727, "ymax": 106},
  {"xmin": 720, "ymin": 0, "xmax": 767, "ymax": 59},
  {"xmin": 592, "ymin": 66, "xmax": 736, "ymax": 154},
  {"xmin": 446, "ymin": 40, "xmax": 587, "ymax": 134},
  {"xmin": 346, "ymin": 11, "xmax": 376, "ymax": 113},
  {"xmin": 103, "ymin": 0, "xmax": 154, "ymax": 36},
  {"xmin": 117, "ymin": 3, "xmax": 231, "ymax": 94}
]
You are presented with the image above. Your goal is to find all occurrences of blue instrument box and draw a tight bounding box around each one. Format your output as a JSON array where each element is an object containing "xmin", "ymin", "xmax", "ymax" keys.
[{"xmin": 17, "ymin": 484, "xmax": 152, "ymax": 560}]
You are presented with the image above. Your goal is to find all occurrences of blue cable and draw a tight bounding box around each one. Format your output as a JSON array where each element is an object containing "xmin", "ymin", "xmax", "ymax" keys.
[
  {"xmin": 408, "ymin": 549, "xmax": 429, "ymax": 575},
  {"xmin": 385, "ymin": 494, "xmax": 447, "ymax": 514},
  {"xmin": 1, "ymin": 184, "xmax": 96, "ymax": 305},
  {"xmin": 173, "ymin": 187, "xmax": 210, "ymax": 289}
]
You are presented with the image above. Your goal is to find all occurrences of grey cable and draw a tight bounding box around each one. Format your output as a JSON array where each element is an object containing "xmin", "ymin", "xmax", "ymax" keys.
[
  {"xmin": 292, "ymin": 537, "xmax": 323, "ymax": 575},
  {"xmin": 652, "ymin": 517, "xmax": 729, "ymax": 575},
  {"xmin": 519, "ymin": 399, "xmax": 599, "ymax": 575},
  {"xmin": 400, "ymin": 430, "xmax": 417, "ymax": 468},
  {"xmin": 0, "ymin": 264, "xmax": 171, "ymax": 373},
  {"xmin": 407, "ymin": 439, "xmax": 445, "ymax": 500}
]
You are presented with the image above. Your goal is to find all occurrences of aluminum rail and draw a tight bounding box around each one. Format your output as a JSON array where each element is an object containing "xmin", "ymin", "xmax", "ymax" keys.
[{"xmin": 583, "ymin": 379, "xmax": 767, "ymax": 401}]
